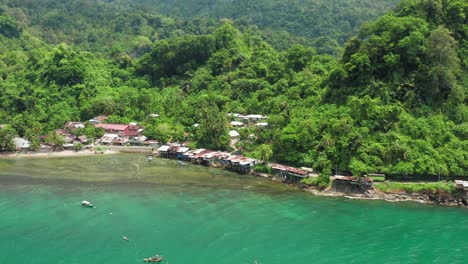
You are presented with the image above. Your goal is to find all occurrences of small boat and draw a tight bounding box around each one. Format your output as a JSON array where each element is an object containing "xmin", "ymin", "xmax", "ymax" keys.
[
  {"xmin": 147, "ymin": 156, "xmax": 153, "ymax": 161},
  {"xmin": 122, "ymin": 236, "xmax": 129, "ymax": 241},
  {"xmin": 81, "ymin": 201, "xmax": 94, "ymax": 207},
  {"xmin": 178, "ymin": 160, "xmax": 185, "ymax": 166},
  {"xmin": 143, "ymin": 255, "xmax": 164, "ymax": 263}
]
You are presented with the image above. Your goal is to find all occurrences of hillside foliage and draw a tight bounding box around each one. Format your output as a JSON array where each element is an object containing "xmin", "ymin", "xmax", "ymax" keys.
[{"xmin": 0, "ymin": 0, "xmax": 466, "ymax": 179}]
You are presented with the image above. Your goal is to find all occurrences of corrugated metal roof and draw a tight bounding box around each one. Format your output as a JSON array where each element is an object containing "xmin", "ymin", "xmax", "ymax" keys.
[
  {"xmin": 271, "ymin": 164, "xmax": 308, "ymax": 176},
  {"xmin": 158, "ymin": 145, "xmax": 170, "ymax": 152},
  {"xmin": 95, "ymin": 124, "xmax": 129, "ymax": 131},
  {"xmin": 229, "ymin": 130, "xmax": 240, "ymax": 137}
]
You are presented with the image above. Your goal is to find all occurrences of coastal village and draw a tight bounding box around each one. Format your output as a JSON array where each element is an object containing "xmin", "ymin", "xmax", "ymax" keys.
[{"xmin": 1, "ymin": 113, "xmax": 467, "ymax": 207}]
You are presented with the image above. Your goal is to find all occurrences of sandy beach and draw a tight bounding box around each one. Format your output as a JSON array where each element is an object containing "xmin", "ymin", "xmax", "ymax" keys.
[{"xmin": 0, "ymin": 150, "xmax": 119, "ymax": 158}]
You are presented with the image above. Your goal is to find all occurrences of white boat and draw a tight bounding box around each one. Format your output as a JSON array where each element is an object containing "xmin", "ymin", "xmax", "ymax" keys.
[
  {"xmin": 147, "ymin": 156, "xmax": 153, "ymax": 161},
  {"xmin": 81, "ymin": 200, "xmax": 94, "ymax": 207}
]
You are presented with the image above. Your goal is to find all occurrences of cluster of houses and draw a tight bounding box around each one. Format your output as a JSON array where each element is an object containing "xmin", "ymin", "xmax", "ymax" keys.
[
  {"xmin": 62, "ymin": 115, "xmax": 161, "ymax": 147},
  {"xmin": 156, "ymin": 142, "xmax": 317, "ymax": 180},
  {"xmin": 4, "ymin": 115, "xmax": 160, "ymax": 152},
  {"xmin": 228, "ymin": 113, "xmax": 268, "ymax": 128},
  {"xmin": 227, "ymin": 113, "xmax": 268, "ymax": 146}
]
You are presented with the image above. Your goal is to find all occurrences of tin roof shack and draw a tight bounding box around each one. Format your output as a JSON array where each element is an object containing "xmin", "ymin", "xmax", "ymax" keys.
[
  {"xmin": 99, "ymin": 133, "xmax": 119, "ymax": 145},
  {"xmin": 230, "ymin": 121, "xmax": 244, "ymax": 127},
  {"xmin": 202, "ymin": 151, "xmax": 231, "ymax": 167},
  {"xmin": 455, "ymin": 180, "xmax": 468, "ymax": 202},
  {"xmin": 89, "ymin": 115, "xmax": 108, "ymax": 124},
  {"xmin": 189, "ymin": 149, "xmax": 213, "ymax": 163},
  {"xmin": 95, "ymin": 124, "xmax": 129, "ymax": 135},
  {"xmin": 176, "ymin": 146, "xmax": 190, "ymax": 160},
  {"xmin": 271, "ymin": 164, "xmax": 309, "ymax": 183},
  {"xmin": 158, "ymin": 143, "xmax": 189, "ymax": 159},
  {"xmin": 226, "ymin": 155, "xmax": 256, "ymax": 174},
  {"xmin": 158, "ymin": 145, "xmax": 171, "ymax": 157},
  {"xmin": 123, "ymin": 125, "xmax": 144, "ymax": 138},
  {"xmin": 330, "ymin": 175, "xmax": 373, "ymax": 194}
]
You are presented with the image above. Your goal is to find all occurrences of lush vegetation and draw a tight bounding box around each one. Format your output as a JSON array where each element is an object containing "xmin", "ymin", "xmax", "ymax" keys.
[
  {"xmin": 0, "ymin": 0, "xmax": 466, "ymax": 180},
  {"xmin": 139, "ymin": 0, "xmax": 399, "ymax": 44},
  {"xmin": 1, "ymin": 0, "xmax": 399, "ymax": 54},
  {"xmin": 374, "ymin": 181, "xmax": 456, "ymax": 194}
]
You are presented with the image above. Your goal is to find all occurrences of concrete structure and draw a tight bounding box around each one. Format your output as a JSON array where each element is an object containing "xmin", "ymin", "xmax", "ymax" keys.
[
  {"xmin": 13, "ymin": 137, "xmax": 31, "ymax": 151},
  {"xmin": 271, "ymin": 164, "xmax": 309, "ymax": 183}
]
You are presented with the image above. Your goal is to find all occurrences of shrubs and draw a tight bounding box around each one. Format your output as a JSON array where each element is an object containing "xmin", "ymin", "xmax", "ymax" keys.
[
  {"xmin": 375, "ymin": 181, "xmax": 456, "ymax": 194},
  {"xmin": 255, "ymin": 164, "xmax": 272, "ymax": 174},
  {"xmin": 301, "ymin": 174, "xmax": 330, "ymax": 189}
]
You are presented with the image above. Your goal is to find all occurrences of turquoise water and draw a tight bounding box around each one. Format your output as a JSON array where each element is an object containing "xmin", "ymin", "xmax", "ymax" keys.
[{"xmin": 0, "ymin": 155, "xmax": 467, "ymax": 264}]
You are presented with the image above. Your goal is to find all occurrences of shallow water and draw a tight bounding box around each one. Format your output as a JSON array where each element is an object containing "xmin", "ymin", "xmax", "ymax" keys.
[{"xmin": 0, "ymin": 154, "xmax": 467, "ymax": 263}]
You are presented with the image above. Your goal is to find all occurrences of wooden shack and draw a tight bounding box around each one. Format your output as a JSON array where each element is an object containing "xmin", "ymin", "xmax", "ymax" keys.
[
  {"xmin": 271, "ymin": 164, "xmax": 309, "ymax": 183},
  {"xmin": 225, "ymin": 155, "xmax": 256, "ymax": 174},
  {"xmin": 331, "ymin": 175, "xmax": 373, "ymax": 193}
]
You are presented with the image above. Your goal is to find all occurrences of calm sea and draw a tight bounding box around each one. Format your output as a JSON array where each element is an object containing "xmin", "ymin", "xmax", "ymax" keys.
[{"xmin": 0, "ymin": 154, "xmax": 466, "ymax": 264}]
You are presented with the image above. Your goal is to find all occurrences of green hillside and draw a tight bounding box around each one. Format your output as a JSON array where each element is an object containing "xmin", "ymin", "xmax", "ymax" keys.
[
  {"xmin": 2, "ymin": 0, "xmax": 399, "ymax": 53},
  {"xmin": 0, "ymin": 0, "xmax": 466, "ymax": 180}
]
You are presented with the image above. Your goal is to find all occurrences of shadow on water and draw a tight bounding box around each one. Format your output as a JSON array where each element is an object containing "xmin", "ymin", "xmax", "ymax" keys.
[{"xmin": 0, "ymin": 154, "xmax": 296, "ymax": 196}]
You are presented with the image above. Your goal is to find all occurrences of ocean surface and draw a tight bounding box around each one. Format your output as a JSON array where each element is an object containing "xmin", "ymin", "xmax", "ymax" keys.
[{"xmin": 0, "ymin": 154, "xmax": 467, "ymax": 264}]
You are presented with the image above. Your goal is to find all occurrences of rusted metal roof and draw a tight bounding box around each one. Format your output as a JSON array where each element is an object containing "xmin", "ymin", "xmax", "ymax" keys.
[
  {"xmin": 95, "ymin": 124, "xmax": 129, "ymax": 131},
  {"xmin": 271, "ymin": 164, "xmax": 308, "ymax": 176},
  {"xmin": 455, "ymin": 180, "xmax": 468, "ymax": 189}
]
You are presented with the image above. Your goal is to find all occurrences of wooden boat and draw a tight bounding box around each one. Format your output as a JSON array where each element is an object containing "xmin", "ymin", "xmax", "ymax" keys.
[
  {"xmin": 143, "ymin": 256, "xmax": 163, "ymax": 263},
  {"xmin": 81, "ymin": 201, "xmax": 94, "ymax": 207}
]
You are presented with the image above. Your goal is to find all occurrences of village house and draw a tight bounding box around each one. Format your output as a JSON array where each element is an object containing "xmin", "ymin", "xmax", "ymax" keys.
[
  {"xmin": 99, "ymin": 133, "xmax": 119, "ymax": 145},
  {"xmin": 157, "ymin": 143, "xmax": 189, "ymax": 159},
  {"xmin": 230, "ymin": 113, "xmax": 267, "ymax": 125},
  {"xmin": 183, "ymin": 149, "xmax": 212, "ymax": 163},
  {"xmin": 330, "ymin": 175, "xmax": 373, "ymax": 193},
  {"xmin": 94, "ymin": 123, "xmax": 144, "ymax": 145},
  {"xmin": 225, "ymin": 155, "xmax": 256, "ymax": 174},
  {"xmin": 128, "ymin": 136, "xmax": 147, "ymax": 146},
  {"xmin": 230, "ymin": 121, "xmax": 244, "ymax": 127},
  {"xmin": 63, "ymin": 121, "xmax": 85, "ymax": 133},
  {"xmin": 89, "ymin": 115, "xmax": 108, "ymax": 124},
  {"xmin": 246, "ymin": 114, "xmax": 267, "ymax": 122},
  {"xmin": 202, "ymin": 151, "xmax": 231, "ymax": 166},
  {"xmin": 55, "ymin": 129, "xmax": 75, "ymax": 143},
  {"xmin": 95, "ymin": 124, "xmax": 129, "ymax": 135},
  {"xmin": 271, "ymin": 164, "xmax": 309, "ymax": 183}
]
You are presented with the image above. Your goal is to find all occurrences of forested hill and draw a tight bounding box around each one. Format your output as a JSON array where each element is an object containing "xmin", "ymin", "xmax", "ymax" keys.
[
  {"xmin": 135, "ymin": 0, "xmax": 399, "ymax": 43},
  {"xmin": 0, "ymin": 0, "xmax": 466, "ymax": 180},
  {"xmin": 2, "ymin": 0, "xmax": 398, "ymax": 53}
]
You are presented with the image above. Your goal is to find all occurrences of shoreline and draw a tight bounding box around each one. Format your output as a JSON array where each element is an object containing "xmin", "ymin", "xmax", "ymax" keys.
[
  {"xmin": 254, "ymin": 172, "xmax": 467, "ymax": 208},
  {"xmin": 1, "ymin": 149, "xmax": 466, "ymax": 208},
  {"xmin": 0, "ymin": 150, "xmax": 120, "ymax": 158}
]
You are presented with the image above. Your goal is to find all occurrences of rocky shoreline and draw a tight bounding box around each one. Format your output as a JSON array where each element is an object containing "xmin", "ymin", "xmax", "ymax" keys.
[
  {"xmin": 254, "ymin": 172, "xmax": 467, "ymax": 208},
  {"xmin": 1, "ymin": 150, "xmax": 466, "ymax": 208}
]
